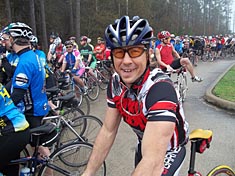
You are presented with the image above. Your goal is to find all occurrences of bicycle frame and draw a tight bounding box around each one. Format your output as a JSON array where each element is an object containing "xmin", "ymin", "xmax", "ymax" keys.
[
  {"xmin": 42, "ymin": 114, "xmax": 85, "ymax": 144},
  {"xmin": 10, "ymin": 123, "xmax": 70, "ymax": 176}
]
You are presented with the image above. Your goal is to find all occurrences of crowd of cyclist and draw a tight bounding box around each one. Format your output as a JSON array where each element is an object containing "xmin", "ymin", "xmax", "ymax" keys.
[
  {"xmin": 151, "ymin": 33, "xmax": 235, "ymax": 66},
  {"xmin": 0, "ymin": 19, "xmax": 234, "ymax": 175}
]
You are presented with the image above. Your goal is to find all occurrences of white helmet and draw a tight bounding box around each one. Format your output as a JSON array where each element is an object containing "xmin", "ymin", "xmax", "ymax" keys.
[{"xmin": 1, "ymin": 22, "xmax": 33, "ymax": 40}]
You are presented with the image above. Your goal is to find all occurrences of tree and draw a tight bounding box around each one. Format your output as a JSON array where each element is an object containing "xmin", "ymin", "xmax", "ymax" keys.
[
  {"xmin": 39, "ymin": 0, "xmax": 47, "ymax": 51},
  {"xmin": 4, "ymin": 0, "xmax": 12, "ymax": 23},
  {"xmin": 29, "ymin": 0, "xmax": 36, "ymax": 35},
  {"xmin": 0, "ymin": 0, "xmax": 233, "ymax": 50},
  {"xmin": 74, "ymin": 0, "xmax": 81, "ymax": 40}
]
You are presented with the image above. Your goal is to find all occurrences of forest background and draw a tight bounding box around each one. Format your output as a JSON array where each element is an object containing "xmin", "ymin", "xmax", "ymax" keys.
[{"xmin": 0, "ymin": 0, "xmax": 233, "ymax": 52}]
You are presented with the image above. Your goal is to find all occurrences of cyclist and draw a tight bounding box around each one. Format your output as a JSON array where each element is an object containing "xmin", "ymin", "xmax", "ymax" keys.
[
  {"xmin": 60, "ymin": 40, "xmax": 87, "ymax": 93},
  {"xmin": 47, "ymin": 33, "xmax": 66, "ymax": 68},
  {"xmin": 94, "ymin": 37, "xmax": 106, "ymax": 61},
  {"xmin": 156, "ymin": 31, "xmax": 203, "ymax": 82},
  {"xmin": 79, "ymin": 35, "xmax": 97, "ymax": 77},
  {"xmin": 81, "ymin": 16, "xmax": 189, "ymax": 176},
  {"xmin": 0, "ymin": 41, "xmax": 18, "ymax": 90},
  {"xmin": 0, "ymin": 83, "xmax": 30, "ymax": 176},
  {"xmin": 1, "ymin": 22, "xmax": 51, "ymax": 173},
  {"xmin": 30, "ymin": 35, "xmax": 56, "ymax": 89},
  {"xmin": 174, "ymin": 36, "xmax": 183, "ymax": 56},
  {"xmin": 69, "ymin": 36, "xmax": 79, "ymax": 50}
]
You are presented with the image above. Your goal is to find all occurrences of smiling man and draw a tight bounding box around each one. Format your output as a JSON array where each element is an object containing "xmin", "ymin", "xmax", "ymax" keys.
[{"xmin": 81, "ymin": 16, "xmax": 189, "ymax": 176}]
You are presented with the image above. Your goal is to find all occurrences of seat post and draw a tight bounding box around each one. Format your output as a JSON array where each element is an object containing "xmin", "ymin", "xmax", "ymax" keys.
[{"xmin": 188, "ymin": 140, "xmax": 197, "ymax": 175}]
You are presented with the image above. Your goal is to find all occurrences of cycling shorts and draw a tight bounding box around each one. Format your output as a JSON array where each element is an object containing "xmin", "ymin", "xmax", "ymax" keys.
[
  {"xmin": 170, "ymin": 59, "xmax": 182, "ymax": 70},
  {"xmin": 161, "ymin": 59, "xmax": 181, "ymax": 72},
  {"xmin": 135, "ymin": 142, "xmax": 186, "ymax": 176},
  {"xmin": 74, "ymin": 67, "xmax": 85, "ymax": 77}
]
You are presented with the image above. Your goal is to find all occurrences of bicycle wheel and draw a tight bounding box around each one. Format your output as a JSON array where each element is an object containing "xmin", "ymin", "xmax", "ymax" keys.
[
  {"xmin": 179, "ymin": 73, "xmax": 188, "ymax": 102},
  {"xmin": 86, "ymin": 76, "xmax": 100, "ymax": 101},
  {"xmin": 74, "ymin": 84, "xmax": 91, "ymax": 115},
  {"xmin": 207, "ymin": 165, "xmax": 234, "ymax": 176},
  {"xmin": 97, "ymin": 68, "xmax": 110, "ymax": 90},
  {"xmin": 58, "ymin": 115, "xmax": 103, "ymax": 146},
  {"xmin": 62, "ymin": 106, "xmax": 85, "ymax": 120},
  {"xmin": 38, "ymin": 142, "xmax": 106, "ymax": 176},
  {"xmin": 190, "ymin": 53, "xmax": 196, "ymax": 66}
]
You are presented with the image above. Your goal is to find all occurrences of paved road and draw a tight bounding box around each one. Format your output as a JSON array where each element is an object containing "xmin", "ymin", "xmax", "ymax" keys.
[{"xmin": 89, "ymin": 58, "xmax": 235, "ymax": 175}]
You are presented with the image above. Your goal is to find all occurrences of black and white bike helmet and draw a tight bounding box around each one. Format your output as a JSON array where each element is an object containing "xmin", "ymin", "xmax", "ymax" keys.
[
  {"xmin": 30, "ymin": 35, "xmax": 38, "ymax": 47},
  {"xmin": 64, "ymin": 40, "xmax": 73, "ymax": 46},
  {"xmin": 105, "ymin": 16, "xmax": 153, "ymax": 49},
  {"xmin": 1, "ymin": 22, "xmax": 33, "ymax": 40},
  {"xmin": 30, "ymin": 35, "xmax": 38, "ymax": 44}
]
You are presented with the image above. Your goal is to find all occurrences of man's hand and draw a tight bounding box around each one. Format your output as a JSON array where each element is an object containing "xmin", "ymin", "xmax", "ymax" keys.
[{"xmin": 166, "ymin": 65, "xmax": 174, "ymax": 72}]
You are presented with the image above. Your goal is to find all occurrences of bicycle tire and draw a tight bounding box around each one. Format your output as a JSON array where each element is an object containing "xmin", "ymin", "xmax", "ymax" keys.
[
  {"xmin": 62, "ymin": 106, "xmax": 85, "ymax": 121},
  {"xmin": 179, "ymin": 73, "xmax": 187, "ymax": 102},
  {"xmin": 58, "ymin": 115, "xmax": 103, "ymax": 146},
  {"xmin": 38, "ymin": 142, "xmax": 106, "ymax": 176},
  {"xmin": 190, "ymin": 53, "xmax": 195, "ymax": 66},
  {"xmin": 207, "ymin": 165, "xmax": 235, "ymax": 176},
  {"xmin": 97, "ymin": 68, "xmax": 110, "ymax": 90},
  {"xmin": 74, "ymin": 84, "xmax": 91, "ymax": 115},
  {"xmin": 86, "ymin": 76, "xmax": 100, "ymax": 101}
]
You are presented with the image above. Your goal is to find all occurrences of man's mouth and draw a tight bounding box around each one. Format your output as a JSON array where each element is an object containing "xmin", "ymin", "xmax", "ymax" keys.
[{"xmin": 123, "ymin": 69, "xmax": 133, "ymax": 72}]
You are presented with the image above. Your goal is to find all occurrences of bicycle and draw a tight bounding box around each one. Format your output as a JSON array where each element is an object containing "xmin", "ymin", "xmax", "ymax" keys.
[
  {"xmin": 59, "ymin": 71, "xmax": 91, "ymax": 115},
  {"xmin": 187, "ymin": 129, "xmax": 234, "ymax": 176},
  {"xmin": 45, "ymin": 89, "xmax": 103, "ymax": 146},
  {"xmin": 46, "ymin": 86, "xmax": 86, "ymax": 119},
  {"xmin": 81, "ymin": 67, "xmax": 100, "ymax": 101},
  {"xmin": 9, "ymin": 122, "xmax": 106, "ymax": 176},
  {"xmin": 202, "ymin": 46, "xmax": 213, "ymax": 62},
  {"xmin": 167, "ymin": 67, "xmax": 188, "ymax": 102},
  {"xmin": 95, "ymin": 60, "xmax": 112, "ymax": 90}
]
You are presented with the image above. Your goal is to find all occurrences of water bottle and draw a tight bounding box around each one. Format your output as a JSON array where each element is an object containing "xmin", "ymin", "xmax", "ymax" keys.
[
  {"xmin": 0, "ymin": 172, "xmax": 4, "ymax": 176},
  {"xmin": 20, "ymin": 167, "xmax": 30, "ymax": 176},
  {"xmin": 65, "ymin": 74, "xmax": 70, "ymax": 83}
]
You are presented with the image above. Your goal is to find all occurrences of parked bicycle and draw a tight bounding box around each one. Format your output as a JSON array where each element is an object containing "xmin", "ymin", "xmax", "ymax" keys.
[
  {"xmin": 45, "ymin": 89, "xmax": 103, "ymax": 146},
  {"xmin": 10, "ymin": 123, "xmax": 106, "ymax": 176}
]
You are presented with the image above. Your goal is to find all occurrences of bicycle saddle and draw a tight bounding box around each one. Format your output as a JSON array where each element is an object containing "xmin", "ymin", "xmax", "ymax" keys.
[
  {"xmin": 30, "ymin": 122, "xmax": 56, "ymax": 135},
  {"xmin": 56, "ymin": 91, "xmax": 74, "ymax": 101},
  {"xmin": 189, "ymin": 129, "xmax": 213, "ymax": 140},
  {"xmin": 46, "ymin": 86, "xmax": 60, "ymax": 93}
]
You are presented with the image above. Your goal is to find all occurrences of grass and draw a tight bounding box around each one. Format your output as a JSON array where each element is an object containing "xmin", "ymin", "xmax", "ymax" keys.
[{"xmin": 212, "ymin": 65, "xmax": 235, "ymax": 102}]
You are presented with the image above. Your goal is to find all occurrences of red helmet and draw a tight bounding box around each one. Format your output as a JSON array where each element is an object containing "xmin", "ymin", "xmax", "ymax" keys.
[{"xmin": 157, "ymin": 31, "xmax": 171, "ymax": 40}]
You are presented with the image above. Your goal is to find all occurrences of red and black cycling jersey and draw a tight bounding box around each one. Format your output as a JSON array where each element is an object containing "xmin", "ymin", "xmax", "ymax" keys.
[{"xmin": 107, "ymin": 68, "xmax": 188, "ymax": 150}]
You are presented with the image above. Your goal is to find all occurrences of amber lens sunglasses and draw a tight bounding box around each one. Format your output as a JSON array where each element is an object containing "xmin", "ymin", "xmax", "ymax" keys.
[{"xmin": 112, "ymin": 46, "xmax": 147, "ymax": 59}]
